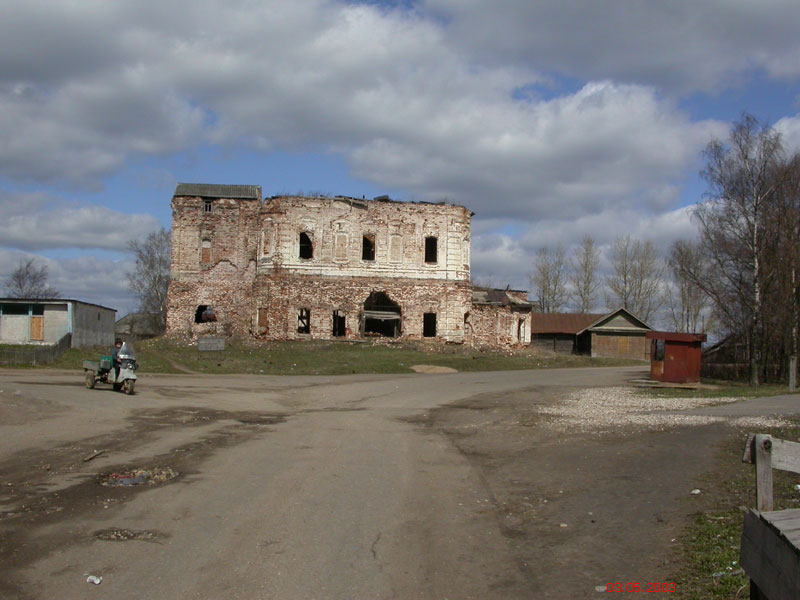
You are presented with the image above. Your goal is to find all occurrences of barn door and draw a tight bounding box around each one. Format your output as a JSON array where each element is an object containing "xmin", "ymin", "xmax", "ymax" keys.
[{"xmin": 30, "ymin": 316, "xmax": 44, "ymax": 341}]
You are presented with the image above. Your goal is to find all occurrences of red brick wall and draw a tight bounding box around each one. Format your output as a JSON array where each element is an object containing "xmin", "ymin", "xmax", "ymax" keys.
[{"xmin": 466, "ymin": 305, "xmax": 531, "ymax": 347}]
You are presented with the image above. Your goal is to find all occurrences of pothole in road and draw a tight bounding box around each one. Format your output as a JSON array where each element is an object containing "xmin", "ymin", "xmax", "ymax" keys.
[
  {"xmin": 95, "ymin": 528, "xmax": 163, "ymax": 542},
  {"xmin": 237, "ymin": 416, "xmax": 286, "ymax": 425},
  {"xmin": 99, "ymin": 467, "xmax": 179, "ymax": 487}
]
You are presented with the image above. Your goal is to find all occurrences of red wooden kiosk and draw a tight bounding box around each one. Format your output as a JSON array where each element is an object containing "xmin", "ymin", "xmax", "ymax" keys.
[{"xmin": 646, "ymin": 331, "xmax": 707, "ymax": 383}]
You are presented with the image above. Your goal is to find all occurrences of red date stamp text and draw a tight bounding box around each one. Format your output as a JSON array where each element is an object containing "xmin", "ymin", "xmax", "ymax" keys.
[{"xmin": 606, "ymin": 582, "xmax": 675, "ymax": 593}]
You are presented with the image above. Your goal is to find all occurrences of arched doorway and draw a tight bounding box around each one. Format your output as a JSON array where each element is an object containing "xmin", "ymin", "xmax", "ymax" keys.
[{"xmin": 361, "ymin": 291, "xmax": 402, "ymax": 338}]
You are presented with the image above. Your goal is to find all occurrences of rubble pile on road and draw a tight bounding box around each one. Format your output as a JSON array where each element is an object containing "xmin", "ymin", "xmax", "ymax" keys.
[
  {"xmin": 99, "ymin": 467, "xmax": 178, "ymax": 487},
  {"xmin": 95, "ymin": 528, "xmax": 159, "ymax": 542}
]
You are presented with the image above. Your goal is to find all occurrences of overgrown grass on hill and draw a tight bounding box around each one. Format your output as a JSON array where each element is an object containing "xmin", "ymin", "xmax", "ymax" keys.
[
  {"xmin": 44, "ymin": 337, "xmax": 642, "ymax": 375},
  {"xmin": 671, "ymin": 420, "xmax": 800, "ymax": 600}
]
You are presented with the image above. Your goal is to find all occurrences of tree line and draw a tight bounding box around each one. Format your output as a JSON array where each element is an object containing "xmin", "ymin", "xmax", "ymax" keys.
[
  {"xmin": 532, "ymin": 113, "xmax": 800, "ymax": 386},
  {"xmin": 530, "ymin": 234, "xmax": 677, "ymax": 326}
]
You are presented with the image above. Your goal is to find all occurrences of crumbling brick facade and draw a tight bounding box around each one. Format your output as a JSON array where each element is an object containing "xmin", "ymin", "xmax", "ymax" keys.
[{"xmin": 166, "ymin": 184, "xmax": 530, "ymax": 347}]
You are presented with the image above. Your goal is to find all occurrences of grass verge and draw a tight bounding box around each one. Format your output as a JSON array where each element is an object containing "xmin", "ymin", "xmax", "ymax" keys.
[
  {"xmin": 42, "ymin": 337, "xmax": 642, "ymax": 375},
  {"xmin": 671, "ymin": 420, "xmax": 800, "ymax": 599},
  {"xmin": 639, "ymin": 381, "xmax": 794, "ymax": 399}
]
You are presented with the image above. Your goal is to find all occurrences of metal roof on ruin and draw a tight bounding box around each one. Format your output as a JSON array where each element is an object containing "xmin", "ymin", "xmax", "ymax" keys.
[
  {"xmin": 471, "ymin": 288, "xmax": 532, "ymax": 307},
  {"xmin": 174, "ymin": 183, "xmax": 262, "ymax": 199}
]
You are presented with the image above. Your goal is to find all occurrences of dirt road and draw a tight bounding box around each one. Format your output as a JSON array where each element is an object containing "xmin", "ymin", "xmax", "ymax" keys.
[{"xmin": 0, "ymin": 367, "xmax": 793, "ymax": 599}]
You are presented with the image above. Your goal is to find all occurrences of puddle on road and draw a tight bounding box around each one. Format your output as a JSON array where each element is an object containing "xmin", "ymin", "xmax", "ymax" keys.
[{"xmin": 237, "ymin": 416, "xmax": 286, "ymax": 425}]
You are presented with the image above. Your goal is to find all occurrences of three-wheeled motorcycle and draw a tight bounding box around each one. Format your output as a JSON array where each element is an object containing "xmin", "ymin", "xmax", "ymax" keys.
[{"xmin": 83, "ymin": 341, "xmax": 138, "ymax": 394}]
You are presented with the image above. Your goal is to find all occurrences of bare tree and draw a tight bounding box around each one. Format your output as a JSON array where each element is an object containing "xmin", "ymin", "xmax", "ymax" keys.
[
  {"xmin": 693, "ymin": 114, "xmax": 783, "ymax": 385},
  {"xmin": 605, "ymin": 235, "xmax": 662, "ymax": 322},
  {"xmin": 126, "ymin": 228, "xmax": 171, "ymax": 335},
  {"xmin": 666, "ymin": 240, "xmax": 711, "ymax": 333},
  {"xmin": 5, "ymin": 258, "xmax": 60, "ymax": 298},
  {"xmin": 531, "ymin": 246, "xmax": 567, "ymax": 313},
  {"xmin": 569, "ymin": 235, "xmax": 600, "ymax": 313},
  {"xmin": 772, "ymin": 153, "xmax": 800, "ymax": 389}
]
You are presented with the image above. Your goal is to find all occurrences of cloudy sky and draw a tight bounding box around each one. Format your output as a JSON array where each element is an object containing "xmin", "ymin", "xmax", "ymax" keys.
[{"xmin": 3, "ymin": 0, "xmax": 800, "ymax": 317}]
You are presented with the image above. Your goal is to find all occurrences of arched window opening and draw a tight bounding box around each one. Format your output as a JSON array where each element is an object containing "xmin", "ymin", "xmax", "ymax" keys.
[
  {"xmin": 195, "ymin": 305, "xmax": 217, "ymax": 323},
  {"xmin": 362, "ymin": 291, "xmax": 401, "ymax": 338},
  {"xmin": 299, "ymin": 232, "xmax": 313, "ymax": 259},
  {"xmin": 424, "ymin": 236, "xmax": 438, "ymax": 263},
  {"xmin": 362, "ymin": 234, "xmax": 375, "ymax": 261}
]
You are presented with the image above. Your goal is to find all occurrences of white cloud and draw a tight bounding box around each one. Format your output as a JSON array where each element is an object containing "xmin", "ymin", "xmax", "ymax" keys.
[
  {"xmin": 0, "ymin": 191, "xmax": 162, "ymax": 252},
  {"xmin": 349, "ymin": 81, "xmax": 723, "ymax": 220},
  {"xmin": 776, "ymin": 114, "xmax": 800, "ymax": 153},
  {"xmin": 0, "ymin": 1, "xmax": 721, "ymax": 223},
  {"xmin": 421, "ymin": 0, "xmax": 800, "ymax": 93}
]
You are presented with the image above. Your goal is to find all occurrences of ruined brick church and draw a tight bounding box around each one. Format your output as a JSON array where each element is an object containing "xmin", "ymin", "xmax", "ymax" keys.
[{"xmin": 166, "ymin": 183, "xmax": 531, "ymax": 347}]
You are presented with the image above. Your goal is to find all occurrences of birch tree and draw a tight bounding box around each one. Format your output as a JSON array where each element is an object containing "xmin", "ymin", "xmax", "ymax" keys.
[
  {"xmin": 666, "ymin": 240, "xmax": 710, "ymax": 333},
  {"xmin": 570, "ymin": 235, "xmax": 600, "ymax": 313},
  {"xmin": 605, "ymin": 235, "xmax": 662, "ymax": 322},
  {"xmin": 531, "ymin": 246, "xmax": 567, "ymax": 313},
  {"xmin": 126, "ymin": 228, "xmax": 171, "ymax": 334},
  {"xmin": 694, "ymin": 114, "xmax": 783, "ymax": 385}
]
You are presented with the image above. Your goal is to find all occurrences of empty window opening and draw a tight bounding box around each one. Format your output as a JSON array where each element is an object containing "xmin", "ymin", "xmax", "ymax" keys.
[
  {"xmin": 362, "ymin": 291, "xmax": 401, "ymax": 338},
  {"xmin": 299, "ymin": 232, "xmax": 313, "ymax": 259},
  {"xmin": 424, "ymin": 237, "xmax": 438, "ymax": 263},
  {"xmin": 204, "ymin": 200, "xmax": 213, "ymax": 213},
  {"xmin": 332, "ymin": 311, "xmax": 346, "ymax": 337},
  {"xmin": 297, "ymin": 308, "xmax": 311, "ymax": 334},
  {"xmin": 517, "ymin": 318, "xmax": 525, "ymax": 341},
  {"xmin": 1, "ymin": 303, "xmax": 29, "ymax": 315},
  {"xmin": 201, "ymin": 239, "xmax": 212, "ymax": 263},
  {"xmin": 423, "ymin": 313, "xmax": 437, "ymax": 337},
  {"xmin": 195, "ymin": 305, "xmax": 217, "ymax": 323},
  {"xmin": 362, "ymin": 234, "xmax": 375, "ymax": 261}
]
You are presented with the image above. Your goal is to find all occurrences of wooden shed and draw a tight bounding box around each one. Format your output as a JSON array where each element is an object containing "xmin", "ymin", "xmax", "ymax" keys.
[
  {"xmin": 646, "ymin": 331, "xmax": 707, "ymax": 383},
  {"xmin": 531, "ymin": 308, "xmax": 651, "ymax": 359},
  {"xmin": 577, "ymin": 308, "xmax": 651, "ymax": 360},
  {"xmin": 530, "ymin": 313, "xmax": 601, "ymax": 354}
]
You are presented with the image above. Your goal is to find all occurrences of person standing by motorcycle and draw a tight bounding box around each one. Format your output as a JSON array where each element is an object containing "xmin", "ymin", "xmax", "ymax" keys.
[{"xmin": 112, "ymin": 338, "xmax": 123, "ymax": 380}]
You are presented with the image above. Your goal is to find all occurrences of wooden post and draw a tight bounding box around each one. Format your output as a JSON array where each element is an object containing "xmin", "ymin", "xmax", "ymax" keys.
[{"xmin": 754, "ymin": 434, "xmax": 774, "ymax": 512}]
